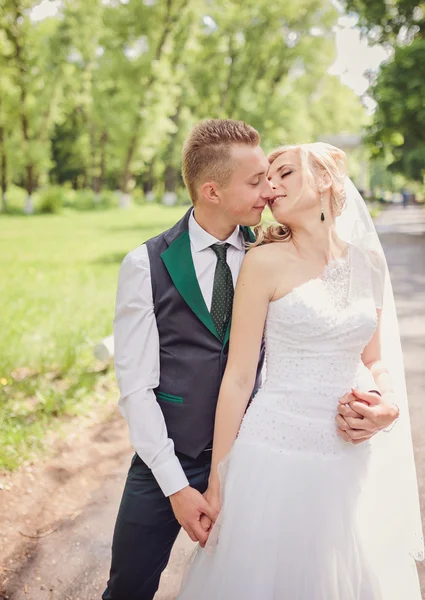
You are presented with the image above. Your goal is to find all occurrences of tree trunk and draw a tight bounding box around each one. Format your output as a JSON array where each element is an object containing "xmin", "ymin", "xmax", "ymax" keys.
[
  {"xmin": 22, "ymin": 112, "xmax": 35, "ymax": 206},
  {"xmin": 120, "ymin": 133, "xmax": 137, "ymax": 194},
  {"xmin": 99, "ymin": 131, "xmax": 108, "ymax": 193},
  {"xmin": 0, "ymin": 124, "xmax": 7, "ymax": 213},
  {"xmin": 120, "ymin": 0, "xmax": 188, "ymax": 194},
  {"xmin": 7, "ymin": 5, "xmax": 36, "ymax": 213},
  {"xmin": 90, "ymin": 123, "xmax": 97, "ymax": 193},
  {"xmin": 163, "ymin": 106, "xmax": 182, "ymax": 195},
  {"xmin": 25, "ymin": 163, "xmax": 34, "ymax": 196},
  {"xmin": 81, "ymin": 170, "xmax": 88, "ymax": 189},
  {"xmin": 23, "ymin": 110, "xmax": 34, "ymax": 213},
  {"xmin": 142, "ymin": 162, "xmax": 155, "ymax": 201},
  {"xmin": 164, "ymin": 164, "xmax": 178, "ymax": 193},
  {"xmin": 24, "ymin": 163, "xmax": 34, "ymax": 214},
  {"xmin": 93, "ymin": 131, "xmax": 108, "ymax": 199}
]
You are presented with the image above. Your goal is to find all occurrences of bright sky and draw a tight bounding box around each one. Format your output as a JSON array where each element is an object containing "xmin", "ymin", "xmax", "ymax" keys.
[
  {"xmin": 328, "ymin": 15, "xmax": 390, "ymax": 101},
  {"xmin": 30, "ymin": 0, "xmax": 390, "ymax": 105},
  {"xmin": 30, "ymin": 0, "xmax": 61, "ymax": 21}
]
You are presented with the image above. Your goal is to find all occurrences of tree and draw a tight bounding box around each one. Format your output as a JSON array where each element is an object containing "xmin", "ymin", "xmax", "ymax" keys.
[
  {"xmin": 342, "ymin": 0, "xmax": 424, "ymax": 43},
  {"xmin": 367, "ymin": 37, "xmax": 425, "ymax": 180},
  {"xmin": 49, "ymin": 0, "xmax": 107, "ymax": 191},
  {"xmin": 342, "ymin": 1, "xmax": 425, "ymax": 181},
  {"xmin": 0, "ymin": 0, "xmax": 69, "ymax": 211},
  {"xmin": 155, "ymin": 0, "xmax": 364, "ymax": 195},
  {"xmin": 99, "ymin": 0, "xmax": 195, "ymax": 201},
  {"xmin": 0, "ymin": 0, "xmax": 368, "ymax": 200},
  {"xmin": 0, "ymin": 19, "xmax": 19, "ymax": 211}
]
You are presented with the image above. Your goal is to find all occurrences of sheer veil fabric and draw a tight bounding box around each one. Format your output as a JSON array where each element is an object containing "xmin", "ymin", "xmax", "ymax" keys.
[{"xmin": 337, "ymin": 178, "xmax": 424, "ymax": 561}]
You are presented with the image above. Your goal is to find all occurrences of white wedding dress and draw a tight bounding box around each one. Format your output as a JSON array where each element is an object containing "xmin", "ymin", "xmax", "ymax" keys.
[{"xmin": 178, "ymin": 246, "xmax": 421, "ymax": 600}]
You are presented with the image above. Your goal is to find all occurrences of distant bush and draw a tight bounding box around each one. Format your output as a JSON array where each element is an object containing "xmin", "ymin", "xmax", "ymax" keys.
[
  {"xmin": 61, "ymin": 188, "xmax": 120, "ymax": 211},
  {"xmin": 39, "ymin": 186, "xmax": 66, "ymax": 214},
  {"xmin": 177, "ymin": 188, "xmax": 192, "ymax": 205},
  {"xmin": 71, "ymin": 189, "xmax": 97, "ymax": 211},
  {"xmin": 3, "ymin": 185, "xmax": 27, "ymax": 214},
  {"xmin": 95, "ymin": 189, "xmax": 120, "ymax": 210},
  {"xmin": 1, "ymin": 185, "xmax": 190, "ymax": 214},
  {"xmin": 132, "ymin": 188, "xmax": 146, "ymax": 205}
]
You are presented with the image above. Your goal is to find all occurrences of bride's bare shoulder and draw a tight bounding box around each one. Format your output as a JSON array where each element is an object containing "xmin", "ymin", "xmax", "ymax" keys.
[
  {"xmin": 244, "ymin": 242, "xmax": 295, "ymax": 271},
  {"xmin": 242, "ymin": 242, "xmax": 296, "ymax": 285}
]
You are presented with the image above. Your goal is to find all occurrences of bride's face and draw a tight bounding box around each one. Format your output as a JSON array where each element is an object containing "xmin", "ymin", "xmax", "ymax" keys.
[{"xmin": 267, "ymin": 149, "xmax": 317, "ymax": 223}]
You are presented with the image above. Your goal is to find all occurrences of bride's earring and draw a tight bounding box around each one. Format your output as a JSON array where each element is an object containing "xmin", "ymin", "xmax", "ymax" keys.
[{"xmin": 320, "ymin": 190, "xmax": 325, "ymax": 222}]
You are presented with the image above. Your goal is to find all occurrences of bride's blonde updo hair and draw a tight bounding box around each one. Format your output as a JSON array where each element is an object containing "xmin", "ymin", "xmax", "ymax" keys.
[{"xmin": 253, "ymin": 142, "xmax": 347, "ymax": 246}]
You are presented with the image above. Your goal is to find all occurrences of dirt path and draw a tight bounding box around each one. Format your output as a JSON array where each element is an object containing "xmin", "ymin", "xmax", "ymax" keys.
[{"xmin": 1, "ymin": 205, "xmax": 424, "ymax": 600}]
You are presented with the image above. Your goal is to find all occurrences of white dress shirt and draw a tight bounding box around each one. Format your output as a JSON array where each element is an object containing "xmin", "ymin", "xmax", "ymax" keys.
[{"xmin": 114, "ymin": 210, "xmax": 246, "ymax": 497}]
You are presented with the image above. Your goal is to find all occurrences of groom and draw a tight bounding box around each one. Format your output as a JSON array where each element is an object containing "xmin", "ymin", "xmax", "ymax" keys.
[{"xmin": 103, "ymin": 119, "xmax": 398, "ymax": 600}]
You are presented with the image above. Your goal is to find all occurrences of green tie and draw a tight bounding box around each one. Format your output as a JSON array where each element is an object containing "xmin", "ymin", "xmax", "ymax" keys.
[{"xmin": 210, "ymin": 243, "xmax": 234, "ymax": 341}]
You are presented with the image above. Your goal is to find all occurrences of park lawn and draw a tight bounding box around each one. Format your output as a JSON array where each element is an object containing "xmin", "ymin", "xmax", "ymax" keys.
[{"xmin": 0, "ymin": 204, "xmax": 187, "ymax": 470}]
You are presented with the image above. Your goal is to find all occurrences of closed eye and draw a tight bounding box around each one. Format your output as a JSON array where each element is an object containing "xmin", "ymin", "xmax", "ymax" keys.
[{"xmin": 281, "ymin": 171, "xmax": 292, "ymax": 178}]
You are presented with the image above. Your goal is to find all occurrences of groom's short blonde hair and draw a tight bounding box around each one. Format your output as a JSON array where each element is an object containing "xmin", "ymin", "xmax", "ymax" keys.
[{"xmin": 182, "ymin": 119, "xmax": 260, "ymax": 203}]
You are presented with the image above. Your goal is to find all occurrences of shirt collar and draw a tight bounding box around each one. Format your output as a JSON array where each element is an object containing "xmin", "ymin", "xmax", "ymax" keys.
[{"xmin": 188, "ymin": 209, "xmax": 244, "ymax": 253}]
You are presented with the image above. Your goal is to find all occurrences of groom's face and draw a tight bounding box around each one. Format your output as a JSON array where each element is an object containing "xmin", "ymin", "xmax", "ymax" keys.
[{"xmin": 218, "ymin": 145, "xmax": 272, "ymax": 227}]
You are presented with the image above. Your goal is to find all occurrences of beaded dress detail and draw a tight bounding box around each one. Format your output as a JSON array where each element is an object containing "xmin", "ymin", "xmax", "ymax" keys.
[{"xmin": 178, "ymin": 246, "xmax": 421, "ymax": 600}]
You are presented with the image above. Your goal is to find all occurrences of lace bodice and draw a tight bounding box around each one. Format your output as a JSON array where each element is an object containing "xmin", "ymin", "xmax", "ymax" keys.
[{"xmin": 238, "ymin": 246, "xmax": 378, "ymax": 457}]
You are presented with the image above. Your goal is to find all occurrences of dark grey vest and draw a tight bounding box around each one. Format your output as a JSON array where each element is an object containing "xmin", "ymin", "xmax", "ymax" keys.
[{"xmin": 145, "ymin": 209, "xmax": 265, "ymax": 458}]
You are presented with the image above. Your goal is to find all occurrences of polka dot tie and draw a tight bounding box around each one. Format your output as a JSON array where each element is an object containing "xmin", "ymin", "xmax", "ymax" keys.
[{"xmin": 210, "ymin": 243, "xmax": 234, "ymax": 341}]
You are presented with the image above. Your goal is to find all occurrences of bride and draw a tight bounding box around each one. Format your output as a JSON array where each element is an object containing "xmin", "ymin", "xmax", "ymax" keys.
[{"xmin": 178, "ymin": 142, "xmax": 423, "ymax": 599}]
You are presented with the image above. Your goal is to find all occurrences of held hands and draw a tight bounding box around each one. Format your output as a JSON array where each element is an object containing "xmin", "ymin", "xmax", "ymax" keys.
[
  {"xmin": 199, "ymin": 486, "xmax": 222, "ymax": 548},
  {"xmin": 336, "ymin": 389, "xmax": 399, "ymax": 444},
  {"xmin": 169, "ymin": 485, "xmax": 219, "ymax": 547},
  {"xmin": 199, "ymin": 486, "xmax": 222, "ymax": 546}
]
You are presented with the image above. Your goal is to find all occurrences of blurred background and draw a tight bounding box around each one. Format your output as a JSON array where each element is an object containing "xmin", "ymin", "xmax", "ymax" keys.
[{"xmin": 0, "ymin": 0, "xmax": 424, "ymax": 598}]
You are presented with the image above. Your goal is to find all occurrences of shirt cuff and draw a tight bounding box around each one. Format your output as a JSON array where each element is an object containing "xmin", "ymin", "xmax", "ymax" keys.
[{"xmin": 151, "ymin": 454, "xmax": 189, "ymax": 497}]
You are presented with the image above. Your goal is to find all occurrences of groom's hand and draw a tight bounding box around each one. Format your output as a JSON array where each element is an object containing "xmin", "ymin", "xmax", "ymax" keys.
[
  {"xmin": 198, "ymin": 487, "xmax": 222, "ymax": 547},
  {"xmin": 169, "ymin": 486, "xmax": 219, "ymax": 545},
  {"xmin": 336, "ymin": 389, "xmax": 398, "ymax": 444}
]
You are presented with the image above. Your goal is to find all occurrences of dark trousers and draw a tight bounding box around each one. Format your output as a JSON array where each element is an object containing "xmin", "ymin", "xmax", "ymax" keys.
[{"xmin": 102, "ymin": 451, "xmax": 211, "ymax": 600}]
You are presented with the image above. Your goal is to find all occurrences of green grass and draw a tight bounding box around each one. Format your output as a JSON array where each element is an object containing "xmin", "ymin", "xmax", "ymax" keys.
[
  {"xmin": 0, "ymin": 200, "xmax": 379, "ymax": 470},
  {"xmin": 0, "ymin": 204, "xmax": 187, "ymax": 470}
]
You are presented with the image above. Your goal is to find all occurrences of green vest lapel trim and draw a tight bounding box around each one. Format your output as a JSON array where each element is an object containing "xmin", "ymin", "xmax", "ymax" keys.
[
  {"xmin": 241, "ymin": 225, "xmax": 256, "ymax": 244},
  {"xmin": 161, "ymin": 230, "xmax": 221, "ymax": 341},
  {"xmin": 223, "ymin": 319, "xmax": 231, "ymax": 348}
]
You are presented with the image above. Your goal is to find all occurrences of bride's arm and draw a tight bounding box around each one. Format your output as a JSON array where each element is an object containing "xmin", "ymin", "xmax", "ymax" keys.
[
  {"xmin": 207, "ymin": 247, "xmax": 275, "ymax": 497},
  {"xmin": 359, "ymin": 309, "xmax": 399, "ymax": 421},
  {"xmin": 337, "ymin": 310, "xmax": 399, "ymax": 443},
  {"xmin": 359, "ymin": 251, "xmax": 398, "ymax": 418},
  {"xmin": 361, "ymin": 310, "xmax": 397, "ymax": 399}
]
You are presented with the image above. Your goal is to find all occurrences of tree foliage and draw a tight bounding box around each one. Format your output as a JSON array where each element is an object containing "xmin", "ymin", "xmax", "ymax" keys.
[
  {"xmin": 342, "ymin": 0, "xmax": 425, "ymax": 181},
  {"xmin": 0, "ymin": 0, "xmax": 367, "ymax": 207},
  {"xmin": 368, "ymin": 37, "xmax": 425, "ymax": 180},
  {"xmin": 343, "ymin": 0, "xmax": 424, "ymax": 43}
]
